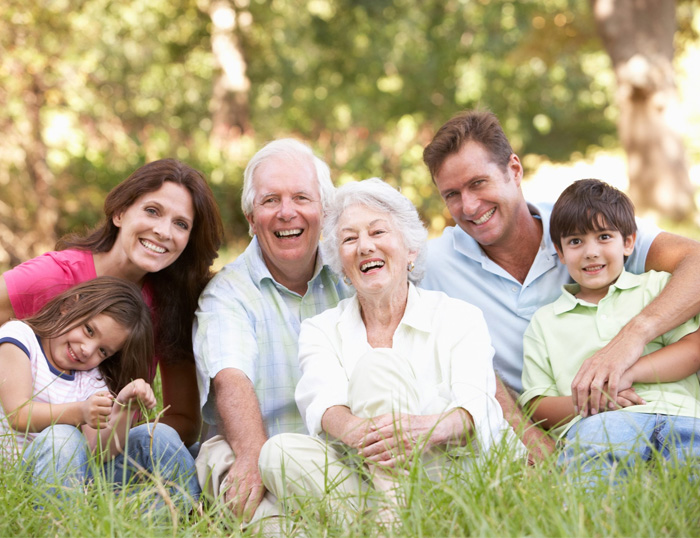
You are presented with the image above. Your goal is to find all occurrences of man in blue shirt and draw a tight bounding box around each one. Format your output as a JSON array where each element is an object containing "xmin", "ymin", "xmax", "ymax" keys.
[{"xmin": 420, "ymin": 110, "xmax": 700, "ymax": 461}]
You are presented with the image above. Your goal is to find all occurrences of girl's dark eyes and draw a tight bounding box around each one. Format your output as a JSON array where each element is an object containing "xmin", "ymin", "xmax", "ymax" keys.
[
  {"xmin": 85, "ymin": 324, "xmax": 94, "ymax": 336},
  {"xmin": 99, "ymin": 348, "xmax": 108, "ymax": 358}
]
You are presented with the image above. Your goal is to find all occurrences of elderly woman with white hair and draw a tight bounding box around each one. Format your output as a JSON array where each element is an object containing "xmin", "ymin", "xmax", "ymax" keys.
[{"xmin": 259, "ymin": 178, "xmax": 524, "ymax": 519}]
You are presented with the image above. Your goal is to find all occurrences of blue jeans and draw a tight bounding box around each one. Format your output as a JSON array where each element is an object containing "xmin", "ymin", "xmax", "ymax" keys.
[
  {"xmin": 24, "ymin": 423, "xmax": 201, "ymax": 510},
  {"xmin": 558, "ymin": 411, "xmax": 700, "ymax": 487},
  {"xmin": 23, "ymin": 424, "xmax": 89, "ymax": 492}
]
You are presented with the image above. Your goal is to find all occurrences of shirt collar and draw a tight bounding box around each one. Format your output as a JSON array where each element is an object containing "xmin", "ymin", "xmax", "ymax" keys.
[
  {"xmin": 553, "ymin": 268, "xmax": 642, "ymax": 314},
  {"xmin": 244, "ymin": 236, "xmax": 338, "ymax": 292},
  {"xmin": 337, "ymin": 282, "xmax": 431, "ymax": 334}
]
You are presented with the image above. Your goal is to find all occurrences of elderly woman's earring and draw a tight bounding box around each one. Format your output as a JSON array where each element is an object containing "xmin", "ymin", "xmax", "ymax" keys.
[
  {"xmin": 343, "ymin": 274, "xmax": 352, "ymax": 285},
  {"xmin": 407, "ymin": 261, "xmax": 415, "ymax": 273}
]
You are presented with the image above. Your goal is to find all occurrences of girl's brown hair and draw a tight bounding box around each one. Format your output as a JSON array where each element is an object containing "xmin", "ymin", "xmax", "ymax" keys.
[
  {"xmin": 57, "ymin": 159, "xmax": 224, "ymax": 364},
  {"xmin": 23, "ymin": 276, "xmax": 154, "ymax": 393}
]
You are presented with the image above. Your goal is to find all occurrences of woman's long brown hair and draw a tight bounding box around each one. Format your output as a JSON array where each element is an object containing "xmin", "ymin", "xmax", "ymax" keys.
[{"xmin": 57, "ymin": 159, "xmax": 224, "ymax": 365}]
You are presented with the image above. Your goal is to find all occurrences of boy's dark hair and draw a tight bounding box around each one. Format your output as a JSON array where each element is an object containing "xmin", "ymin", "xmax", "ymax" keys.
[
  {"xmin": 423, "ymin": 109, "xmax": 514, "ymax": 180},
  {"xmin": 550, "ymin": 179, "xmax": 637, "ymax": 251},
  {"xmin": 24, "ymin": 276, "xmax": 154, "ymax": 394}
]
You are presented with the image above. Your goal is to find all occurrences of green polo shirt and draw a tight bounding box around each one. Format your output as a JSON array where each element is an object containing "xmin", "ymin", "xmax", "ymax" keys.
[{"xmin": 519, "ymin": 269, "xmax": 700, "ymax": 439}]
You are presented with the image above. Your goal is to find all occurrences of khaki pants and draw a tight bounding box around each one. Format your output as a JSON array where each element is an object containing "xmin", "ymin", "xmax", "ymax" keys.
[
  {"xmin": 259, "ymin": 349, "xmax": 457, "ymax": 514},
  {"xmin": 195, "ymin": 435, "xmax": 281, "ymax": 524}
]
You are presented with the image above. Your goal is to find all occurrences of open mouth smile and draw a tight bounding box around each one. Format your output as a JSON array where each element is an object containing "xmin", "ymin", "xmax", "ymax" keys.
[
  {"xmin": 472, "ymin": 208, "xmax": 495, "ymax": 225},
  {"xmin": 360, "ymin": 260, "xmax": 385, "ymax": 272},
  {"xmin": 275, "ymin": 229, "xmax": 303, "ymax": 238},
  {"xmin": 67, "ymin": 345, "xmax": 81, "ymax": 364},
  {"xmin": 140, "ymin": 239, "xmax": 167, "ymax": 253}
]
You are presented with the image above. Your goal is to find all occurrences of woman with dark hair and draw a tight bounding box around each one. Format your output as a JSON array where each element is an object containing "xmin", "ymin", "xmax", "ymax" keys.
[{"xmin": 0, "ymin": 158, "xmax": 224, "ymax": 505}]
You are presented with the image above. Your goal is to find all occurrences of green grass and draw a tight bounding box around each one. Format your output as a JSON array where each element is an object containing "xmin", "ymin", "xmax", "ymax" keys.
[
  {"xmin": 2, "ymin": 434, "xmax": 699, "ymax": 537},
  {"xmin": 3, "ymin": 371, "xmax": 699, "ymax": 536}
]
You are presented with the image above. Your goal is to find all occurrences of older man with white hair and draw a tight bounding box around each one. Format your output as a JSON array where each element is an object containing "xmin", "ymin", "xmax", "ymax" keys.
[{"xmin": 193, "ymin": 139, "xmax": 351, "ymax": 522}]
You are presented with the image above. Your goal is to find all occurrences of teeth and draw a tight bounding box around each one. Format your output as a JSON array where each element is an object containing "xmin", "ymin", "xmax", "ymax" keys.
[
  {"xmin": 68, "ymin": 346, "xmax": 79, "ymax": 362},
  {"xmin": 275, "ymin": 229, "xmax": 302, "ymax": 237},
  {"xmin": 473, "ymin": 208, "xmax": 495, "ymax": 225},
  {"xmin": 584, "ymin": 265, "xmax": 604, "ymax": 272},
  {"xmin": 361, "ymin": 260, "xmax": 385, "ymax": 272},
  {"xmin": 141, "ymin": 239, "xmax": 166, "ymax": 253}
]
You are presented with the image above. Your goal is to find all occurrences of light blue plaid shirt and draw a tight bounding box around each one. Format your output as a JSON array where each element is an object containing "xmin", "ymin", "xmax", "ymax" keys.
[{"xmin": 193, "ymin": 236, "xmax": 352, "ymax": 437}]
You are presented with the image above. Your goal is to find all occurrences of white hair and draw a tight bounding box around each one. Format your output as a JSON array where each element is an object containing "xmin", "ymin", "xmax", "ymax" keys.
[
  {"xmin": 321, "ymin": 177, "xmax": 428, "ymax": 284},
  {"xmin": 241, "ymin": 138, "xmax": 334, "ymax": 236}
]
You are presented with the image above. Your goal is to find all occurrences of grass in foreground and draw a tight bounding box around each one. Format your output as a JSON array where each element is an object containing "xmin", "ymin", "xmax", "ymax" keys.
[{"xmin": 2, "ymin": 439, "xmax": 699, "ymax": 538}]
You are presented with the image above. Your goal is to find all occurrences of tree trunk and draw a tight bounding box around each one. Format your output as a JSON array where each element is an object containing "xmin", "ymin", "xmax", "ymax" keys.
[
  {"xmin": 205, "ymin": 0, "xmax": 251, "ymax": 147},
  {"xmin": 22, "ymin": 75, "xmax": 58, "ymax": 257},
  {"xmin": 591, "ymin": 0, "xmax": 695, "ymax": 221}
]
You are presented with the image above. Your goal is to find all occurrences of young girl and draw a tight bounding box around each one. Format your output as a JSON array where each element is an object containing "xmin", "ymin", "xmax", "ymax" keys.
[{"xmin": 0, "ymin": 276, "xmax": 155, "ymax": 485}]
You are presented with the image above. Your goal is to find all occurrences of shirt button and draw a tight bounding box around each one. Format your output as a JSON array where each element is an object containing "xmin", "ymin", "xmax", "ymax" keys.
[
  {"xmin": 511, "ymin": 286, "xmax": 518, "ymax": 292},
  {"xmin": 319, "ymin": 284, "xmax": 324, "ymax": 288}
]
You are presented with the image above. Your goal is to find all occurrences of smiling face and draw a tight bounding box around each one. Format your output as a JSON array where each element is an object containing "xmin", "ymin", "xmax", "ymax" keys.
[
  {"xmin": 44, "ymin": 313, "xmax": 130, "ymax": 374},
  {"xmin": 556, "ymin": 222, "xmax": 636, "ymax": 304},
  {"xmin": 435, "ymin": 141, "xmax": 525, "ymax": 249},
  {"xmin": 246, "ymin": 156, "xmax": 323, "ymax": 286},
  {"xmin": 112, "ymin": 181, "xmax": 194, "ymax": 279},
  {"xmin": 337, "ymin": 204, "xmax": 414, "ymax": 300}
]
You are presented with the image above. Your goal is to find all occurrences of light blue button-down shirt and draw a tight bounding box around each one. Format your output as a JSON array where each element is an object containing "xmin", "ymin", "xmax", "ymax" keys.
[
  {"xmin": 193, "ymin": 236, "xmax": 352, "ymax": 436},
  {"xmin": 420, "ymin": 202, "xmax": 659, "ymax": 393}
]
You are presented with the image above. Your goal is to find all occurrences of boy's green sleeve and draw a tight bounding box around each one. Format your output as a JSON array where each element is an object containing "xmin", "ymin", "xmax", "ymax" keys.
[{"xmin": 519, "ymin": 312, "xmax": 561, "ymax": 408}]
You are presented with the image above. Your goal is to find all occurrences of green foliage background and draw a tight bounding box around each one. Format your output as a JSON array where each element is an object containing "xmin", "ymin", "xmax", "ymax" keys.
[{"xmin": 0, "ymin": 0, "xmax": 697, "ymax": 270}]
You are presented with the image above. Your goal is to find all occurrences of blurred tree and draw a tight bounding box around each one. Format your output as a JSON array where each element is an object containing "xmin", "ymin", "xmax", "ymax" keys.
[
  {"xmin": 592, "ymin": 0, "xmax": 696, "ymax": 221},
  {"xmin": 0, "ymin": 0, "xmax": 250, "ymax": 270},
  {"xmin": 237, "ymin": 0, "xmax": 618, "ymax": 228},
  {"xmin": 202, "ymin": 0, "xmax": 252, "ymax": 146},
  {"xmin": 0, "ymin": 0, "xmax": 697, "ymax": 272}
]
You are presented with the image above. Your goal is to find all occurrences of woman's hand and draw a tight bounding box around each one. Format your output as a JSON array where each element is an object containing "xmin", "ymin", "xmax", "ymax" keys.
[
  {"xmin": 357, "ymin": 411, "xmax": 469, "ymax": 468},
  {"xmin": 81, "ymin": 391, "xmax": 113, "ymax": 428},
  {"xmin": 114, "ymin": 379, "xmax": 157, "ymax": 411},
  {"xmin": 357, "ymin": 413, "xmax": 427, "ymax": 468}
]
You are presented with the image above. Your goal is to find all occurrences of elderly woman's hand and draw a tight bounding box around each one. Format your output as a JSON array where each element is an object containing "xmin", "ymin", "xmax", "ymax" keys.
[{"xmin": 358, "ymin": 409, "xmax": 472, "ymax": 468}]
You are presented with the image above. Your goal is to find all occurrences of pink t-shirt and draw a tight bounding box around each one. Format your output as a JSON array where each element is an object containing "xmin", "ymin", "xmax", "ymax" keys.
[{"xmin": 4, "ymin": 249, "xmax": 158, "ymax": 380}]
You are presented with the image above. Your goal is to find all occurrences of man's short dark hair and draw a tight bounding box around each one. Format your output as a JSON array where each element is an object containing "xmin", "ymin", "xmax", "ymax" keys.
[
  {"xmin": 550, "ymin": 179, "xmax": 637, "ymax": 251},
  {"xmin": 423, "ymin": 109, "xmax": 514, "ymax": 179}
]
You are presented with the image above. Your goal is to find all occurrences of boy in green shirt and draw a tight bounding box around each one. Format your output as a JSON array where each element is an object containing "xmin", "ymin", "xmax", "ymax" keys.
[{"xmin": 519, "ymin": 179, "xmax": 700, "ymax": 485}]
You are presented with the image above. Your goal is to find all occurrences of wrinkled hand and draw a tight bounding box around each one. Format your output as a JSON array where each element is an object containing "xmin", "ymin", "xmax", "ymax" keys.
[
  {"xmin": 571, "ymin": 336, "xmax": 644, "ymax": 417},
  {"xmin": 223, "ymin": 455, "xmax": 266, "ymax": 522},
  {"xmin": 114, "ymin": 379, "xmax": 157, "ymax": 410},
  {"xmin": 355, "ymin": 413, "xmax": 438, "ymax": 469},
  {"xmin": 522, "ymin": 426, "xmax": 555, "ymax": 466},
  {"xmin": 82, "ymin": 391, "xmax": 113, "ymax": 428}
]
